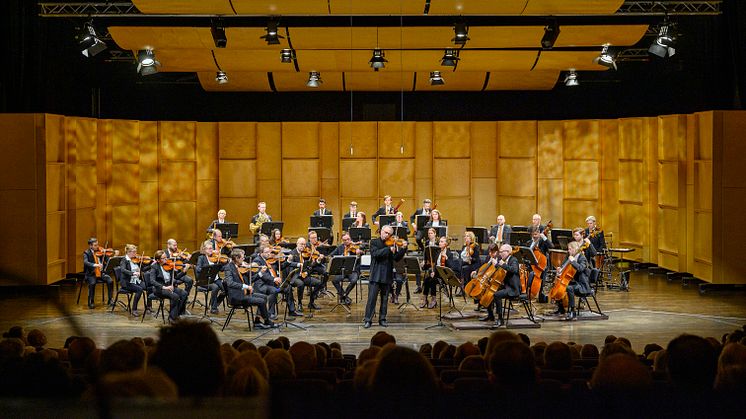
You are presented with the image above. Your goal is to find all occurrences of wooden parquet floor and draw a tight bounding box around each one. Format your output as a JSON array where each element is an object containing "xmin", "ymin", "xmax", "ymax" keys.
[{"xmin": 1, "ymin": 270, "xmax": 745, "ymax": 355}]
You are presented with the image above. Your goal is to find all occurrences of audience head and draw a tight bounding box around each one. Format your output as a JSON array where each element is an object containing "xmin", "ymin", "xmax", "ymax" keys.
[
  {"xmin": 418, "ymin": 343, "xmax": 432, "ymax": 358},
  {"xmin": 3, "ymin": 326, "xmax": 26, "ymax": 344},
  {"xmin": 370, "ymin": 331, "xmax": 396, "ymax": 348},
  {"xmin": 26, "ymin": 329, "xmax": 47, "ymax": 349},
  {"xmin": 277, "ymin": 336, "xmax": 290, "ymax": 350},
  {"xmin": 371, "ymin": 345, "xmax": 439, "ymax": 413},
  {"xmin": 517, "ymin": 333, "xmax": 530, "ymax": 346},
  {"xmin": 0, "ymin": 338, "xmax": 25, "ymax": 363},
  {"xmin": 590, "ymin": 353, "xmax": 653, "ymax": 400},
  {"xmin": 643, "ymin": 343, "xmax": 663, "ymax": 359},
  {"xmin": 68, "ymin": 337, "xmax": 96, "ymax": 370},
  {"xmin": 439, "ymin": 344, "xmax": 456, "ymax": 360},
  {"xmin": 226, "ymin": 367, "xmax": 269, "ymax": 397},
  {"xmin": 237, "ymin": 341, "xmax": 257, "ymax": 353},
  {"xmin": 485, "ymin": 331, "xmax": 521, "ymax": 356},
  {"xmin": 99, "ymin": 339, "xmax": 146, "ymax": 375},
  {"xmin": 477, "ymin": 337, "xmax": 489, "ymax": 355},
  {"xmin": 666, "ymin": 334, "xmax": 718, "ymax": 391},
  {"xmin": 288, "ymin": 341, "xmax": 317, "ymax": 373},
  {"xmin": 600, "ymin": 341, "xmax": 636, "ymax": 362},
  {"xmin": 653, "ymin": 349, "xmax": 668, "ymax": 372},
  {"xmin": 228, "ymin": 350, "xmax": 269, "ymax": 381},
  {"xmin": 454, "ymin": 342, "xmax": 480, "ymax": 364},
  {"xmin": 95, "ymin": 369, "xmax": 178, "ymax": 400},
  {"xmin": 488, "ymin": 341, "xmax": 537, "ymax": 389},
  {"xmin": 358, "ymin": 346, "xmax": 381, "ymax": 366},
  {"xmin": 314, "ymin": 344, "xmax": 327, "ymax": 368},
  {"xmin": 581, "ymin": 343, "xmax": 599, "ymax": 359},
  {"xmin": 432, "ymin": 340, "xmax": 448, "ymax": 358},
  {"xmin": 459, "ymin": 355, "xmax": 486, "ymax": 371},
  {"xmin": 220, "ymin": 343, "xmax": 239, "ymax": 367},
  {"xmin": 604, "ymin": 335, "xmax": 618, "ymax": 345},
  {"xmin": 544, "ymin": 342, "xmax": 572, "ymax": 371},
  {"xmin": 264, "ymin": 349, "xmax": 295, "ymax": 380}
]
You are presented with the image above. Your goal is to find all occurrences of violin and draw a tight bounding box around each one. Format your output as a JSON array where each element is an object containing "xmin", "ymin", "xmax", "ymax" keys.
[
  {"xmin": 344, "ymin": 244, "xmax": 360, "ymax": 256},
  {"xmin": 384, "ymin": 236, "xmax": 407, "ymax": 247},
  {"xmin": 208, "ymin": 253, "xmax": 229, "ymax": 264},
  {"xmin": 215, "ymin": 239, "xmax": 235, "ymax": 251},
  {"xmin": 467, "ymin": 242, "xmax": 477, "ymax": 256},
  {"xmin": 95, "ymin": 247, "xmax": 115, "ymax": 258},
  {"xmin": 162, "ymin": 259, "xmax": 186, "ymax": 271},
  {"xmin": 173, "ymin": 248, "xmax": 191, "ymax": 261},
  {"xmin": 130, "ymin": 255, "xmax": 153, "ymax": 265},
  {"xmin": 301, "ymin": 247, "xmax": 321, "ymax": 262},
  {"xmin": 238, "ymin": 262, "xmax": 261, "ymax": 275}
]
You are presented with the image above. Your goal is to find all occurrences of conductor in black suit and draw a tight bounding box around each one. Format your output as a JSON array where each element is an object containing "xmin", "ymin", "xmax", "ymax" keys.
[
  {"xmin": 363, "ymin": 225, "xmax": 407, "ymax": 329},
  {"xmin": 485, "ymin": 244, "xmax": 522, "ymax": 327}
]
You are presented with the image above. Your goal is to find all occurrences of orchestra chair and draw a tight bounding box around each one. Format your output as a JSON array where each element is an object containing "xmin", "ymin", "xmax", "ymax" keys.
[
  {"xmin": 76, "ymin": 275, "xmax": 106, "ymax": 306},
  {"xmin": 574, "ymin": 268, "xmax": 604, "ymax": 316},
  {"xmin": 110, "ymin": 266, "xmax": 134, "ymax": 314},
  {"xmin": 140, "ymin": 274, "xmax": 167, "ymax": 324},
  {"xmin": 220, "ymin": 281, "xmax": 256, "ymax": 332},
  {"xmin": 501, "ymin": 275, "xmax": 539, "ymax": 325}
]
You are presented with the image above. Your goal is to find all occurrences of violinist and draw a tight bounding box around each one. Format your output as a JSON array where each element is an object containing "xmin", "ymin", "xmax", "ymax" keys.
[
  {"xmin": 363, "ymin": 226, "xmax": 407, "ymax": 329},
  {"xmin": 421, "ymin": 236, "xmax": 457, "ymax": 309},
  {"xmin": 343, "ymin": 201, "xmax": 358, "ymax": 219},
  {"xmin": 223, "ymin": 248, "xmax": 277, "ymax": 329},
  {"xmin": 269, "ymin": 228, "xmax": 288, "ymax": 247},
  {"xmin": 584, "ymin": 216, "xmax": 606, "ymax": 265},
  {"xmin": 196, "ymin": 240, "xmax": 225, "ymax": 315},
  {"xmin": 82, "ymin": 238, "xmax": 115, "ymax": 309},
  {"xmin": 572, "ymin": 227, "xmax": 597, "ymax": 264},
  {"xmin": 286, "ymin": 238, "xmax": 321, "ymax": 314},
  {"xmin": 489, "ymin": 214, "xmax": 512, "ymax": 246},
  {"xmin": 150, "ymin": 250, "xmax": 189, "ymax": 323},
  {"xmin": 556, "ymin": 241, "xmax": 590, "ymax": 321},
  {"xmin": 165, "ymin": 239, "xmax": 194, "ymax": 297},
  {"xmin": 424, "ymin": 209, "xmax": 447, "ymax": 229},
  {"xmin": 410, "ymin": 198, "xmax": 433, "ymax": 250},
  {"xmin": 372, "ymin": 195, "xmax": 395, "ymax": 226},
  {"xmin": 484, "ymin": 244, "xmax": 522, "ymax": 327},
  {"xmin": 120, "ymin": 244, "xmax": 148, "ymax": 314},
  {"xmin": 307, "ymin": 230, "xmax": 330, "ymax": 303},
  {"xmin": 329, "ymin": 232, "xmax": 363, "ymax": 305},
  {"xmin": 252, "ymin": 246, "xmax": 284, "ymax": 319},
  {"xmin": 460, "ymin": 231, "xmax": 482, "ymax": 292},
  {"xmin": 210, "ymin": 228, "xmax": 234, "ymax": 256},
  {"xmin": 205, "ymin": 209, "xmax": 228, "ymax": 233},
  {"xmin": 414, "ymin": 228, "xmax": 439, "ymax": 294},
  {"xmin": 249, "ymin": 201, "xmax": 272, "ymax": 242}
]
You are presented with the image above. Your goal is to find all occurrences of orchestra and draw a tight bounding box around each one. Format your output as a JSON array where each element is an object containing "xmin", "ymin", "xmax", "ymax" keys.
[{"xmin": 81, "ymin": 196, "xmax": 611, "ymax": 330}]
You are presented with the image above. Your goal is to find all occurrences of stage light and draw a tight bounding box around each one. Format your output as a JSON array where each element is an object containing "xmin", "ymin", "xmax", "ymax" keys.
[
  {"xmin": 452, "ymin": 22, "xmax": 470, "ymax": 46},
  {"xmin": 215, "ymin": 71, "xmax": 228, "ymax": 84},
  {"xmin": 136, "ymin": 49, "xmax": 160, "ymax": 76},
  {"xmin": 211, "ymin": 20, "xmax": 227, "ymax": 48},
  {"xmin": 307, "ymin": 71, "xmax": 322, "ymax": 88},
  {"xmin": 260, "ymin": 20, "xmax": 284, "ymax": 45},
  {"xmin": 441, "ymin": 49, "xmax": 459, "ymax": 67},
  {"xmin": 541, "ymin": 21, "xmax": 560, "ymax": 49},
  {"xmin": 77, "ymin": 22, "xmax": 107, "ymax": 57},
  {"xmin": 564, "ymin": 70, "xmax": 579, "ymax": 87},
  {"xmin": 594, "ymin": 45, "xmax": 617, "ymax": 70},
  {"xmin": 429, "ymin": 71, "xmax": 445, "ymax": 86},
  {"xmin": 649, "ymin": 24, "xmax": 676, "ymax": 58},
  {"xmin": 369, "ymin": 49, "xmax": 387, "ymax": 71},
  {"xmin": 280, "ymin": 48, "xmax": 293, "ymax": 63}
]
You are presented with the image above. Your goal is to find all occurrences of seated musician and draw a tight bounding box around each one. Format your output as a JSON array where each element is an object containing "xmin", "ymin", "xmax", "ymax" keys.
[
  {"xmin": 196, "ymin": 240, "xmax": 226, "ymax": 315},
  {"xmin": 119, "ymin": 244, "xmax": 148, "ymax": 314},
  {"xmin": 489, "ymin": 214, "xmax": 512, "ymax": 246},
  {"xmin": 351, "ymin": 212, "xmax": 369, "ymax": 229},
  {"xmin": 391, "ymin": 211, "xmax": 409, "ymax": 229},
  {"xmin": 285, "ymin": 238, "xmax": 322, "ymax": 314},
  {"xmin": 205, "ymin": 209, "xmax": 228, "ymax": 232},
  {"xmin": 82, "ymin": 238, "xmax": 115, "ymax": 309},
  {"xmin": 413, "ymin": 228, "xmax": 439, "ymax": 295},
  {"xmin": 558, "ymin": 241, "xmax": 591, "ymax": 321},
  {"xmin": 460, "ymin": 231, "xmax": 482, "ymax": 291},
  {"xmin": 410, "ymin": 198, "xmax": 433, "ymax": 251},
  {"xmin": 269, "ymin": 228, "xmax": 288, "ymax": 247},
  {"xmin": 572, "ymin": 227, "xmax": 597, "ymax": 265},
  {"xmin": 252, "ymin": 245, "xmax": 284, "ymax": 320},
  {"xmin": 164, "ymin": 238, "xmax": 194, "ymax": 297},
  {"xmin": 223, "ymin": 248, "xmax": 276, "ymax": 329},
  {"xmin": 476, "ymin": 244, "xmax": 500, "ymax": 320},
  {"xmin": 329, "ymin": 232, "xmax": 363, "ymax": 305},
  {"xmin": 484, "ymin": 244, "xmax": 522, "ymax": 327},
  {"xmin": 527, "ymin": 226, "xmax": 552, "ymax": 255},
  {"xmin": 424, "ymin": 209, "xmax": 447, "ymax": 229},
  {"xmin": 313, "ymin": 198, "xmax": 333, "ymax": 219},
  {"xmin": 585, "ymin": 216, "xmax": 606, "ymax": 266},
  {"xmin": 150, "ymin": 250, "xmax": 189, "ymax": 323},
  {"xmin": 372, "ymin": 195, "xmax": 395, "ymax": 226},
  {"xmin": 421, "ymin": 237, "xmax": 456, "ymax": 309},
  {"xmin": 343, "ymin": 201, "xmax": 358, "ymax": 219},
  {"xmin": 249, "ymin": 201, "xmax": 272, "ymax": 243},
  {"xmin": 210, "ymin": 228, "xmax": 235, "ymax": 256}
]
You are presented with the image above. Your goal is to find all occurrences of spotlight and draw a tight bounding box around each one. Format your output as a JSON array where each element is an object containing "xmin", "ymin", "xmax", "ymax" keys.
[
  {"xmin": 429, "ymin": 71, "xmax": 445, "ymax": 86},
  {"xmin": 452, "ymin": 22, "xmax": 470, "ymax": 46},
  {"xmin": 136, "ymin": 49, "xmax": 160, "ymax": 76},
  {"xmin": 649, "ymin": 24, "xmax": 676, "ymax": 58},
  {"xmin": 369, "ymin": 49, "xmax": 387, "ymax": 71},
  {"xmin": 593, "ymin": 45, "xmax": 616, "ymax": 70},
  {"xmin": 260, "ymin": 20, "xmax": 284, "ymax": 45},
  {"xmin": 280, "ymin": 48, "xmax": 293, "ymax": 63},
  {"xmin": 77, "ymin": 22, "xmax": 107, "ymax": 57},
  {"xmin": 306, "ymin": 71, "xmax": 322, "ymax": 88},
  {"xmin": 541, "ymin": 21, "xmax": 560, "ymax": 49},
  {"xmin": 441, "ymin": 49, "xmax": 459, "ymax": 67},
  {"xmin": 215, "ymin": 71, "xmax": 228, "ymax": 84},
  {"xmin": 564, "ymin": 70, "xmax": 579, "ymax": 87},
  {"xmin": 211, "ymin": 20, "xmax": 227, "ymax": 48}
]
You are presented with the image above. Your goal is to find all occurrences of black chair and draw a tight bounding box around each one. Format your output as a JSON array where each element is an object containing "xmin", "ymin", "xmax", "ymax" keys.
[
  {"xmin": 502, "ymin": 272, "xmax": 539, "ymax": 325},
  {"xmin": 76, "ymin": 274, "xmax": 106, "ymax": 305},
  {"xmin": 440, "ymin": 369, "xmax": 487, "ymax": 385},
  {"xmin": 575, "ymin": 268, "xmax": 604, "ymax": 316},
  {"xmin": 110, "ymin": 266, "xmax": 134, "ymax": 314},
  {"xmin": 140, "ymin": 275, "xmax": 166, "ymax": 324},
  {"xmin": 220, "ymin": 279, "xmax": 255, "ymax": 332}
]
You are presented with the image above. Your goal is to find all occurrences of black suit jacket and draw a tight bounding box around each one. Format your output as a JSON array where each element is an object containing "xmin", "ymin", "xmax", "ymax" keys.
[
  {"xmin": 423, "ymin": 248, "xmax": 458, "ymax": 271},
  {"xmin": 410, "ymin": 208, "xmax": 431, "ymax": 227},
  {"xmin": 424, "ymin": 220, "xmax": 448, "ymax": 229},
  {"xmin": 206, "ymin": 219, "xmax": 228, "ymax": 232},
  {"xmin": 149, "ymin": 264, "xmax": 176, "ymax": 293},
  {"xmin": 120, "ymin": 257, "xmax": 145, "ymax": 287},
  {"xmin": 83, "ymin": 249, "xmax": 102, "ymax": 281},
  {"xmin": 330, "ymin": 244, "xmax": 362, "ymax": 273},
  {"xmin": 195, "ymin": 254, "xmax": 222, "ymax": 281},
  {"xmin": 312, "ymin": 209, "xmax": 333, "ymax": 226},
  {"xmin": 460, "ymin": 244, "xmax": 482, "ymax": 271},
  {"xmin": 489, "ymin": 224, "xmax": 513, "ymax": 244},
  {"xmin": 585, "ymin": 228, "xmax": 607, "ymax": 251},
  {"xmin": 372, "ymin": 206, "xmax": 395, "ymax": 224},
  {"xmin": 369, "ymin": 238, "xmax": 407, "ymax": 284},
  {"xmin": 526, "ymin": 237, "xmax": 552, "ymax": 255},
  {"xmin": 223, "ymin": 262, "xmax": 250, "ymax": 302},
  {"xmin": 568, "ymin": 253, "xmax": 591, "ymax": 294},
  {"xmin": 499, "ymin": 255, "xmax": 522, "ymax": 297}
]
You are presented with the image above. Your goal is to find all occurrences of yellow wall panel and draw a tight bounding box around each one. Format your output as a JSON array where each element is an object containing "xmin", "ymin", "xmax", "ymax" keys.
[
  {"xmin": 340, "ymin": 160, "xmax": 377, "ymax": 198},
  {"xmin": 433, "ymin": 122, "xmax": 470, "ymax": 158},
  {"xmin": 379, "ymin": 122, "xmax": 416, "ymax": 158},
  {"xmin": 160, "ymin": 162, "xmax": 196, "ymax": 201},
  {"xmin": 619, "ymin": 203, "xmax": 645, "ymax": 247},
  {"xmin": 138, "ymin": 122, "xmax": 158, "ymax": 183},
  {"xmin": 73, "ymin": 164, "xmax": 96, "ymax": 209},
  {"xmin": 138, "ymin": 181, "xmax": 159, "ymax": 253},
  {"xmin": 537, "ymin": 121, "xmax": 563, "ymax": 180},
  {"xmin": 498, "ymin": 197, "xmax": 536, "ymax": 227},
  {"xmin": 379, "ymin": 159, "xmax": 415, "ymax": 199},
  {"xmin": 218, "ymin": 122, "xmax": 256, "ymax": 160},
  {"xmin": 538, "ymin": 179, "xmax": 564, "ymax": 226},
  {"xmin": 499, "ymin": 121, "xmax": 537, "ymax": 158},
  {"xmin": 658, "ymin": 115, "xmax": 686, "ymax": 161},
  {"xmin": 693, "ymin": 211, "xmax": 712, "ymax": 265},
  {"xmin": 695, "ymin": 112, "xmax": 713, "ymax": 160},
  {"xmin": 45, "ymin": 114, "xmax": 65, "ymax": 163},
  {"xmin": 255, "ymin": 180, "xmax": 281, "ymax": 215},
  {"xmin": 434, "ymin": 159, "xmax": 471, "ymax": 197},
  {"xmin": 563, "ymin": 200, "xmax": 596, "ymax": 230},
  {"xmin": 416, "ymin": 179, "xmax": 433, "ymax": 204},
  {"xmin": 281, "ymin": 197, "xmax": 320, "ymax": 238},
  {"xmin": 219, "ymin": 160, "xmax": 256, "ymax": 198},
  {"xmin": 321, "ymin": 179, "xmax": 339, "ymax": 216},
  {"xmin": 600, "ymin": 120, "xmax": 619, "ymax": 181},
  {"xmin": 619, "ymin": 161, "xmax": 644, "ymax": 203},
  {"xmin": 339, "ymin": 122, "xmax": 377, "ymax": 158},
  {"xmin": 433, "ymin": 197, "xmax": 471, "ymax": 235},
  {"xmin": 415, "ymin": 122, "xmax": 433, "ymax": 178},
  {"xmin": 600, "ymin": 180, "xmax": 619, "ymax": 237},
  {"xmin": 256, "ymin": 123, "xmax": 282, "ymax": 180},
  {"xmin": 473, "ymin": 178, "xmax": 497, "ymax": 227},
  {"xmin": 283, "ymin": 123, "xmax": 319, "ymax": 159},
  {"xmin": 619, "ymin": 118, "xmax": 644, "ymax": 160},
  {"xmin": 73, "ymin": 208, "xmax": 96, "ymax": 269},
  {"xmin": 282, "ymin": 160, "xmax": 319, "ymax": 197},
  {"xmin": 160, "ymin": 201, "xmax": 196, "ymax": 249},
  {"xmin": 69, "ymin": 118, "xmax": 98, "ymax": 163},
  {"xmin": 470, "ymin": 122, "xmax": 497, "ymax": 178},
  {"xmin": 197, "ymin": 122, "xmax": 219, "ymax": 181},
  {"xmin": 657, "ymin": 207, "xmax": 680, "ymax": 254},
  {"xmin": 46, "ymin": 212, "xmax": 65, "ymax": 263},
  {"xmin": 197, "ymin": 179, "xmax": 217, "ymax": 234},
  {"xmin": 160, "ymin": 121, "xmax": 196, "ymax": 161},
  {"xmin": 564, "ymin": 120, "xmax": 599, "ymax": 160},
  {"xmin": 658, "ymin": 162, "xmax": 680, "ymax": 207},
  {"xmin": 46, "ymin": 164, "xmax": 65, "ymax": 213},
  {"xmin": 0, "ymin": 115, "xmax": 38, "ymax": 191},
  {"xmin": 109, "ymin": 120, "xmax": 139, "ymax": 163},
  {"xmin": 109, "ymin": 163, "xmax": 140, "ymax": 205},
  {"xmin": 498, "ymin": 159, "xmax": 536, "ymax": 197},
  {"xmin": 320, "ymin": 123, "xmax": 340, "ymax": 180},
  {"xmin": 694, "ymin": 161, "xmax": 712, "ymax": 211},
  {"xmin": 112, "ymin": 205, "xmax": 139, "ymax": 248},
  {"xmin": 563, "ymin": 161, "xmax": 598, "ymax": 200},
  {"xmin": 218, "ymin": 197, "xmax": 254, "ymax": 239}
]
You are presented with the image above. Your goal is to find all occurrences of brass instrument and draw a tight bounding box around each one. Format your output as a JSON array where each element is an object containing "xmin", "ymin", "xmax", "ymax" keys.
[{"xmin": 249, "ymin": 212, "xmax": 270, "ymax": 235}]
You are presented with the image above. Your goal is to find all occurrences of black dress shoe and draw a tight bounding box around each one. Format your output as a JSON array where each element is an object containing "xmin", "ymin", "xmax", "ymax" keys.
[
  {"xmin": 210, "ymin": 308, "xmax": 219, "ymax": 314},
  {"xmin": 565, "ymin": 312, "xmax": 577, "ymax": 321},
  {"xmin": 264, "ymin": 321, "xmax": 279, "ymax": 329},
  {"xmin": 131, "ymin": 310, "xmax": 141, "ymax": 317},
  {"xmin": 296, "ymin": 304, "xmax": 304, "ymax": 313},
  {"xmin": 479, "ymin": 316, "xmax": 495, "ymax": 322},
  {"xmin": 255, "ymin": 323, "xmax": 269, "ymax": 330},
  {"xmin": 379, "ymin": 320, "xmax": 388, "ymax": 327},
  {"xmin": 309, "ymin": 302, "xmax": 321, "ymax": 310},
  {"xmin": 88, "ymin": 303, "xmax": 95, "ymax": 309},
  {"xmin": 269, "ymin": 314, "xmax": 278, "ymax": 321},
  {"xmin": 363, "ymin": 321, "xmax": 372, "ymax": 329},
  {"xmin": 344, "ymin": 296, "xmax": 352, "ymax": 305},
  {"xmin": 289, "ymin": 311, "xmax": 304, "ymax": 317},
  {"xmin": 414, "ymin": 286, "xmax": 422, "ymax": 294},
  {"xmin": 494, "ymin": 319, "xmax": 505, "ymax": 328}
]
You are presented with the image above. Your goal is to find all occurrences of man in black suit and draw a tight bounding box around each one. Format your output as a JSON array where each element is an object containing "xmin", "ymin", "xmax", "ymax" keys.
[
  {"xmin": 150, "ymin": 250, "xmax": 189, "ymax": 323},
  {"xmin": 343, "ymin": 201, "xmax": 358, "ymax": 219},
  {"xmin": 410, "ymin": 198, "xmax": 432, "ymax": 248},
  {"xmin": 251, "ymin": 245, "xmax": 283, "ymax": 319},
  {"xmin": 485, "ymin": 244, "xmax": 522, "ymax": 328},
  {"xmin": 82, "ymin": 238, "xmax": 114, "ymax": 309},
  {"xmin": 164, "ymin": 239, "xmax": 194, "ymax": 297},
  {"xmin": 489, "ymin": 214, "xmax": 512, "ymax": 245},
  {"xmin": 562, "ymin": 241, "xmax": 591, "ymax": 321},
  {"xmin": 329, "ymin": 232, "xmax": 362, "ymax": 305},
  {"xmin": 223, "ymin": 248, "xmax": 276, "ymax": 329},
  {"xmin": 312, "ymin": 198, "xmax": 334, "ymax": 245},
  {"xmin": 372, "ymin": 195, "xmax": 395, "ymax": 227},
  {"xmin": 363, "ymin": 226, "xmax": 407, "ymax": 329},
  {"xmin": 195, "ymin": 240, "xmax": 225, "ymax": 314}
]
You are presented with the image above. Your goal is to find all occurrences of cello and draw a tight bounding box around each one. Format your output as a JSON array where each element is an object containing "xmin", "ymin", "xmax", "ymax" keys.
[
  {"xmin": 549, "ymin": 258, "xmax": 576, "ymax": 301},
  {"xmin": 478, "ymin": 247, "xmax": 519, "ymax": 307},
  {"xmin": 465, "ymin": 260, "xmax": 497, "ymax": 298}
]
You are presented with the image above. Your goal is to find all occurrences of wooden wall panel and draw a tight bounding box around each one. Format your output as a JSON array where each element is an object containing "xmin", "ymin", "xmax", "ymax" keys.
[
  {"xmin": 470, "ymin": 122, "xmax": 497, "ymax": 178},
  {"xmin": 160, "ymin": 201, "xmax": 197, "ymax": 251},
  {"xmin": 433, "ymin": 122, "xmax": 470, "ymax": 158},
  {"xmin": 563, "ymin": 200, "xmax": 597, "ymax": 230},
  {"xmin": 379, "ymin": 122, "xmax": 416, "ymax": 158},
  {"xmin": 498, "ymin": 197, "xmax": 536, "ymax": 227},
  {"xmin": 600, "ymin": 120, "xmax": 619, "ymax": 235},
  {"xmin": 379, "ymin": 159, "xmax": 415, "ymax": 198},
  {"xmin": 339, "ymin": 122, "xmax": 377, "ymax": 158},
  {"xmin": 46, "ymin": 164, "xmax": 65, "ymax": 213},
  {"xmin": 282, "ymin": 160, "xmax": 319, "ymax": 197},
  {"xmin": 219, "ymin": 122, "xmax": 256, "ymax": 159},
  {"xmin": 619, "ymin": 161, "xmax": 644, "ymax": 203},
  {"xmin": 160, "ymin": 162, "xmax": 197, "ymax": 200},
  {"xmin": 112, "ymin": 204, "xmax": 139, "ymax": 247},
  {"xmin": 564, "ymin": 120, "xmax": 599, "ymax": 160},
  {"xmin": 138, "ymin": 181, "xmax": 160, "ymax": 253},
  {"xmin": 283, "ymin": 122, "xmax": 319, "ymax": 158},
  {"xmin": 538, "ymin": 121, "xmax": 563, "ymax": 180},
  {"xmin": 434, "ymin": 159, "xmax": 470, "ymax": 197},
  {"xmin": 499, "ymin": 121, "xmax": 537, "ymax": 157},
  {"xmin": 538, "ymin": 179, "xmax": 564, "ymax": 223},
  {"xmin": 219, "ymin": 160, "xmax": 257, "ymax": 197},
  {"xmin": 256, "ymin": 123, "xmax": 281, "ymax": 180},
  {"xmin": 340, "ymin": 160, "xmax": 377, "ymax": 198},
  {"xmin": 498, "ymin": 159, "xmax": 536, "ymax": 197},
  {"xmin": 282, "ymin": 197, "xmax": 319, "ymax": 238},
  {"xmin": 563, "ymin": 161, "xmax": 598, "ymax": 200},
  {"xmin": 473, "ymin": 178, "xmax": 497, "ymax": 226},
  {"xmin": 160, "ymin": 121, "xmax": 196, "ymax": 161}
]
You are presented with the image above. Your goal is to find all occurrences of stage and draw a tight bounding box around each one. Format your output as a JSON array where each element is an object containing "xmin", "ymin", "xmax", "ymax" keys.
[{"xmin": 2, "ymin": 270, "xmax": 745, "ymax": 355}]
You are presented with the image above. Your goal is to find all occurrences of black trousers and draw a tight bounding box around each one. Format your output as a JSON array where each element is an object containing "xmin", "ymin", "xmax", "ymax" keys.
[
  {"xmin": 298, "ymin": 275, "xmax": 322, "ymax": 304},
  {"xmin": 175, "ymin": 274, "xmax": 194, "ymax": 296},
  {"xmin": 364, "ymin": 282, "xmax": 390, "ymax": 323},
  {"xmin": 209, "ymin": 279, "xmax": 225, "ymax": 310},
  {"xmin": 231, "ymin": 292, "xmax": 269, "ymax": 321},
  {"xmin": 122, "ymin": 281, "xmax": 144, "ymax": 311},
  {"xmin": 486, "ymin": 289, "xmax": 511, "ymax": 320},
  {"xmin": 87, "ymin": 274, "xmax": 114, "ymax": 304},
  {"xmin": 158, "ymin": 287, "xmax": 188, "ymax": 321},
  {"xmin": 423, "ymin": 271, "xmax": 438, "ymax": 296},
  {"xmin": 255, "ymin": 283, "xmax": 280, "ymax": 315},
  {"xmin": 332, "ymin": 272, "xmax": 359, "ymax": 297}
]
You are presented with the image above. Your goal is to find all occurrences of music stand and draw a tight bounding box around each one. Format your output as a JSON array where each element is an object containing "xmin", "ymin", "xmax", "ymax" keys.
[
  {"xmin": 279, "ymin": 269, "xmax": 308, "ymax": 331},
  {"xmin": 510, "ymin": 231, "xmax": 531, "ymax": 247},
  {"xmin": 235, "ymin": 244, "xmax": 257, "ymax": 258},
  {"xmin": 550, "ymin": 229, "xmax": 573, "ymax": 250},
  {"xmin": 308, "ymin": 227, "xmax": 332, "ymax": 245},
  {"xmin": 310, "ymin": 215, "xmax": 333, "ymax": 229},
  {"xmin": 349, "ymin": 227, "xmax": 371, "ymax": 243},
  {"xmin": 398, "ymin": 257, "xmax": 421, "ymax": 312},
  {"xmin": 415, "ymin": 215, "xmax": 430, "ymax": 232},
  {"xmin": 260, "ymin": 221, "xmax": 283, "ymax": 237},
  {"xmin": 392, "ymin": 226, "xmax": 409, "ymax": 238},
  {"xmin": 436, "ymin": 265, "xmax": 465, "ymax": 317},
  {"xmin": 512, "ymin": 225, "xmax": 528, "ymax": 233},
  {"xmin": 425, "ymin": 266, "xmax": 457, "ymax": 329},
  {"xmin": 466, "ymin": 227, "xmax": 489, "ymax": 245},
  {"xmin": 377, "ymin": 215, "xmax": 395, "ymax": 228},
  {"xmin": 195, "ymin": 264, "xmax": 222, "ymax": 325},
  {"xmin": 328, "ymin": 256, "xmax": 357, "ymax": 314},
  {"xmin": 104, "ymin": 256, "xmax": 123, "ymax": 278},
  {"xmin": 342, "ymin": 217, "xmax": 355, "ymax": 232},
  {"xmin": 216, "ymin": 222, "xmax": 239, "ymax": 240},
  {"xmin": 433, "ymin": 226, "xmax": 448, "ymax": 239}
]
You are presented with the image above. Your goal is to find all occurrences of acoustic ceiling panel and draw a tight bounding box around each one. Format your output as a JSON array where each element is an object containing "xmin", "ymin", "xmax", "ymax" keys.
[
  {"xmin": 428, "ymin": 0, "xmax": 532, "ymax": 15},
  {"xmin": 155, "ymin": 49, "xmax": 218, "ymax": 72},
  {"xmin": 414, "ymin": 71, "xmax": 487, "ymax": 91},
  {"xmin": 465, "ymin": 26, "xmax": 545, "ymax": 49},
  {"xmin": 554, "ymin": 25, "xmax": 649, "ymax": 47},
  {"xmin": 328, "ymin": 0, "xmax": 425, "ymax": 15},
  {"xmin": 522, "ymin": 0, "xmax": 624, "ymax": 15},
  {"xmin": 485, "ymin": 70, "xmax": 560, "ymax": 90},
  {"xmin": 534, "ymin": 51, "xmax": 608, "ymax": 71},
  {"xmin": 272, "ymin": 71, "xmax": 345, "ymax": 91},
  {"xmin": 232, "ymin": 0, "xmax": 329, "ymax": 15},
  {"xmin": 132, "ymin": 0, "xmax": 235, "ymax": 15},
  {"xmin": 198, "ymin": 72, "xmax": 273, "ymax": 91},
  {"xmin": 214, "ymin": 49, "xmax": 293, "ymax": 72},
  {"xmin": 109, "ymin": 27, "xmax": 216, "ymax": 50},
  {"xmin": 456, "ymin": 50, "xmax": 539, "ymax": 72}
]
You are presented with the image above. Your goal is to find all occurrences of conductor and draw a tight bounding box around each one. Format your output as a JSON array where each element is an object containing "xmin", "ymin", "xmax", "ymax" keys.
[{"xmin": 363, "ymin": 225, "xmax": 407, "ymax": 329}]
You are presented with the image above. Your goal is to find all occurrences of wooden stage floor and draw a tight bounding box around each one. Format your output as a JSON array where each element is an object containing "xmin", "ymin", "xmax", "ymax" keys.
[{"xmin": 2, "ymin": 270, "xmax": 745, "ymax": 355}]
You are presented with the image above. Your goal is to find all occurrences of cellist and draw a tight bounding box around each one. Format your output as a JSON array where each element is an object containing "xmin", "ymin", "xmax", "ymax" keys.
[
  {"xmin": 474, "ymin": 243, "xmax": 500, "ymax": 319},
  {"xmin": 555, "ymin": 241, "xmax": 590, "ymax": 321},
  {"xmin": 484, "ymin": 244, "xmax": 522, "ymax": 328}
]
